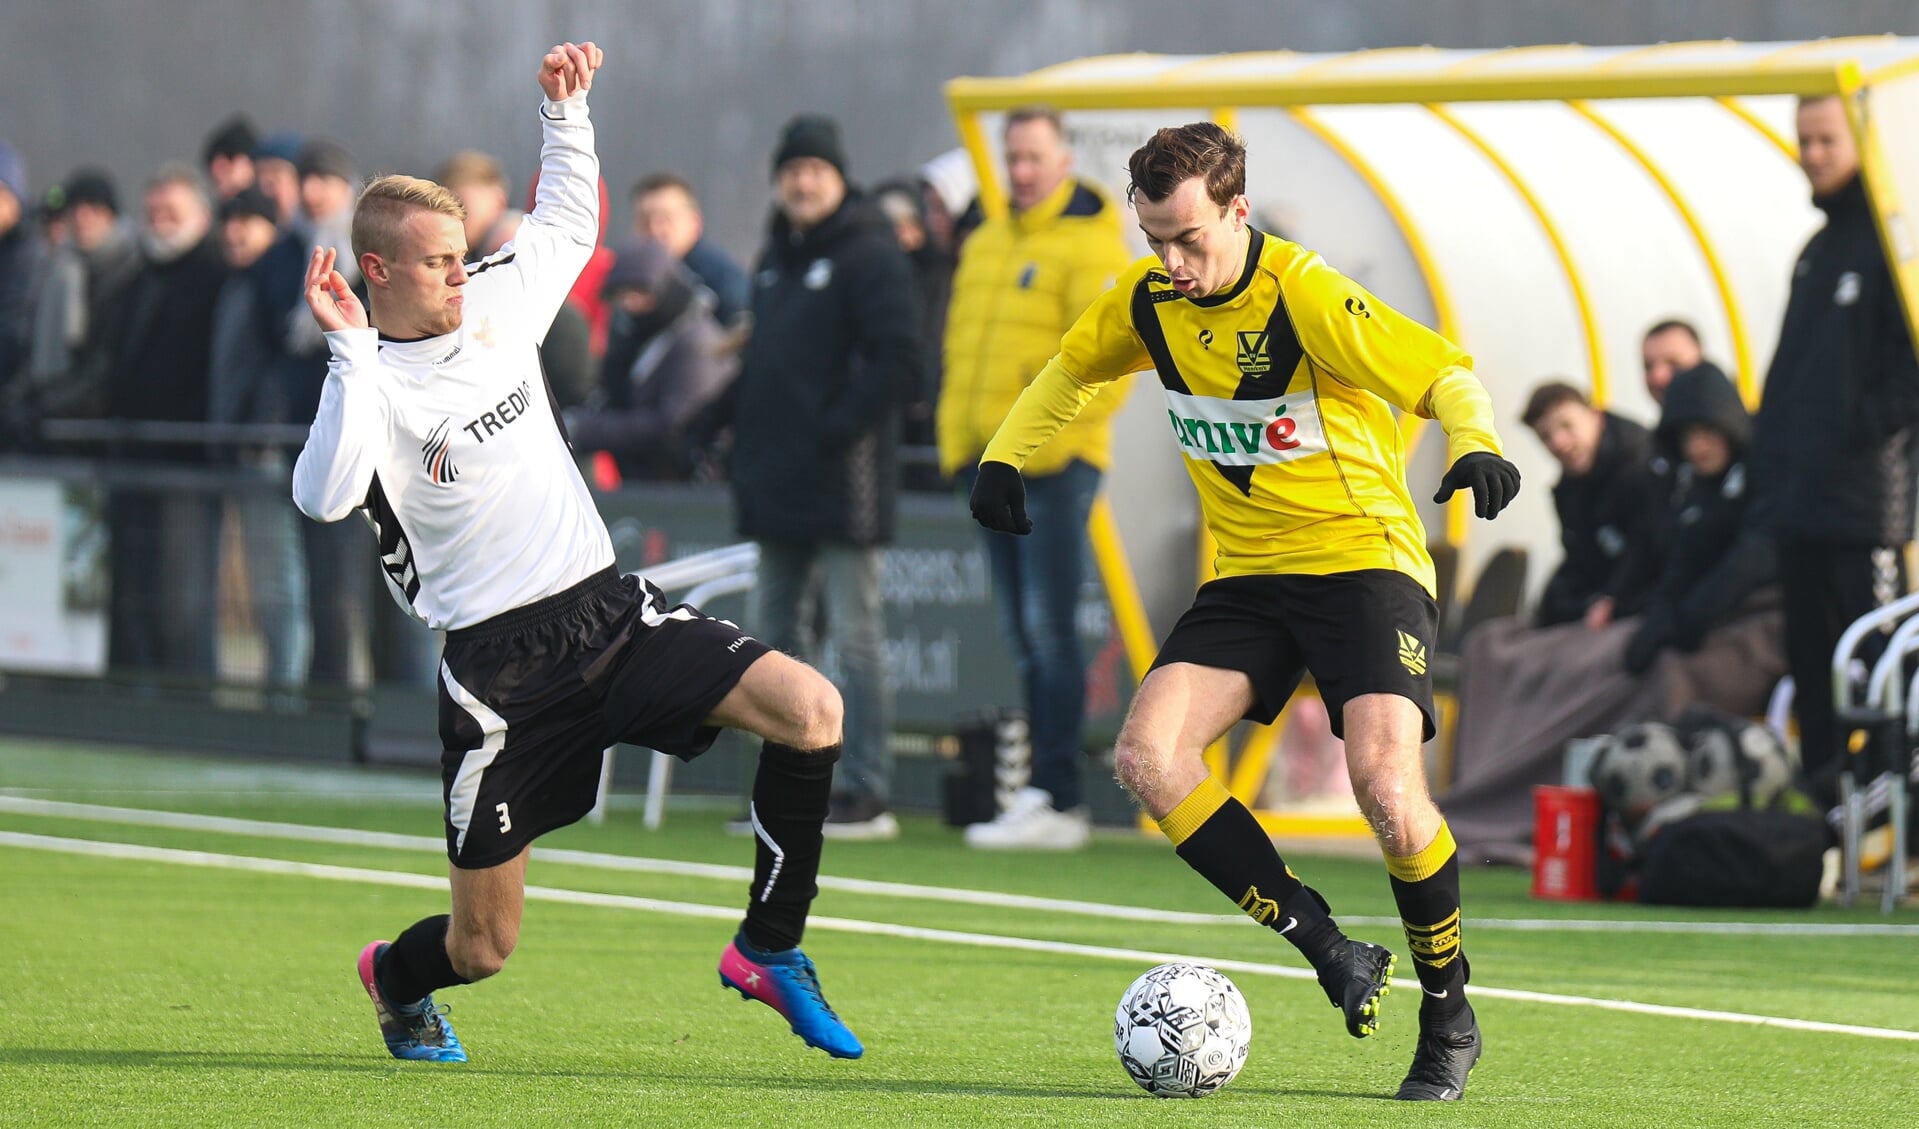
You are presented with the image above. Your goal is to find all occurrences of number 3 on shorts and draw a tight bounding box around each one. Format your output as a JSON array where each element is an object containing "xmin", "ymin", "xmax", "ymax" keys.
[{"xmin": 496, "ymin": 802, "xmax": 512, "ymax": 833}]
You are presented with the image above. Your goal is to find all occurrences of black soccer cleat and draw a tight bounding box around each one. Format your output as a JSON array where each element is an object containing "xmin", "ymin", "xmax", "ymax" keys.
[
  {"xmin": 1317, "ymin": 939, "xmax": 1394, "ymax": 1039},
  {"xmin": 1394, "ymin": 1003, "xmax": 1481, "ymax": 1100}
]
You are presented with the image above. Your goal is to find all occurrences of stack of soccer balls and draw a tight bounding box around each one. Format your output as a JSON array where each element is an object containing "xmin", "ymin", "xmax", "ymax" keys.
[
  {"xmin": 1588, "ymin": 710, "xmax": 1796, "ymax": 832},
  {"xmin": 1113, "ymin": 962, "xmax": 1252, "ymax": 1098}
]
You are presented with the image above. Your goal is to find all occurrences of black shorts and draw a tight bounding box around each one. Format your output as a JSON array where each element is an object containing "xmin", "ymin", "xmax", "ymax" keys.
[
  {"xmin": 1149, "ymin": 569, "xmax": 1438, "ymax": 741},
  {"xmin": 437, "ymin": 566, "xmax": 771, "ymax": 869}
]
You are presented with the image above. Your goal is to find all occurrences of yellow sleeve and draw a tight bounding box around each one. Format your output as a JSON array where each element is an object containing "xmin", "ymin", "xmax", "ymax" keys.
[
  {"xmin": 1054, "ymin": 229, "xmax": 1137, "ymax": 431},
  {"xmin": 1420, "ymin": 366, "xmax": 1504, "ymax": 464},
  {"xmin": 1286, "ymin": 253, "xmax": 1502, "ymax": 462},
  {"xmin": 981, "ymin": 276, "xmax": 1148, "ymax": 468}
]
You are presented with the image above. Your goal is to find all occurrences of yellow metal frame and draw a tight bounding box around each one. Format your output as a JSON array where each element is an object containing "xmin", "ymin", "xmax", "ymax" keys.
[
  {"xmin": 1569, "ymin": 100, "xmax": 1761, "ymax": 405},
  {"xmin": 1426, "ymin": 104, "xmax": 1608, "ymax": 405},
  {"xmin": 944, "ymin": 40, "xmax": 1919, "ymax": 844},
  {"xmin": 944, "ymin": 63, "xmax": 1853, "ymax": 115}
]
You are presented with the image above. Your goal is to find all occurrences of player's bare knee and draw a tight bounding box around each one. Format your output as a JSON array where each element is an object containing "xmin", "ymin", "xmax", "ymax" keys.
[
  {"xmin": 792, "ymin": 676, "xmax": 843, "ymax": 749},
  {"xmin": 1113, "ymin": 737, "xmax": 1161, "ymax": 800}
]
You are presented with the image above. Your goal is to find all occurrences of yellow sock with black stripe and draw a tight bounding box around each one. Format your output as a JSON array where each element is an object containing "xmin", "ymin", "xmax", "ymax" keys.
[
  {"xmin": 1384, "ymin": 821, "xmax": 1469, "ymax": 1021},
  {"xmin": 1159, "ymin": 777, "xmax": 1345, "ymax": 967}
]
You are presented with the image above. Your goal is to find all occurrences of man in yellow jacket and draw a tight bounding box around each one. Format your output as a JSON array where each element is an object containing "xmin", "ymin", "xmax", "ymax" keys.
[
  {"xmin": 938, "ymin": 107, "xmax": 1133, "ymax": 850},
  {"xmin": 968, "ymin": 123, "xmax": 1520, "ymax": 1100}
]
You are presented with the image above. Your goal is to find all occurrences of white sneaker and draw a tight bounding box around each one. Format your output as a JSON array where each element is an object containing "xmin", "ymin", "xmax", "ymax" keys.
[
  {"xmin": 963, "ymin": 786, "xmax": 1091, "ymax": 850},
  {"xmin": 821, "ymin": 793, "xmax": 901, "ymax": 841}
]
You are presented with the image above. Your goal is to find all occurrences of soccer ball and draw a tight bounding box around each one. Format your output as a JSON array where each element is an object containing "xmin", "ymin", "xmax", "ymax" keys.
[
  {"xmin": 1686, "ymin": 724, "xmax": 1744, "ymax": 799},
  {"xmin": 1591, "ymin": 721, "xmax": 1689, "ymax": 821},
  {"xmin": 1734, "ymin": 720, "xmax": 1794, "ymax": 807},
  {"xmin": 1113, "ymin": 962, "xmax": 1252, "ymax": 1098},
  {"xmin": 1682, "ymin": 715, "xmax": 1795, "ymax": 807}
]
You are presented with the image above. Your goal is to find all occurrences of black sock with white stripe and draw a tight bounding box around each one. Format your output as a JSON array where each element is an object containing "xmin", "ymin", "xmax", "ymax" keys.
[
  {"xmin": 741, "ymin": 742, "xmax": 840, "ymax": 952},
  {"xmin": 376, "ymin": 914, "xmax": 468, "ymax": 1006}
]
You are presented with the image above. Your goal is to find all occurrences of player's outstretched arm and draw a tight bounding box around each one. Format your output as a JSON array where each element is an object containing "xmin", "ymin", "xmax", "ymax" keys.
[
  {"xmin": 293, "ymin": 247, "xmax": 389, "ymax": 522},
  {"xmin": 474, "ymin": 42, "xmax": 605, "ymax": 339}
]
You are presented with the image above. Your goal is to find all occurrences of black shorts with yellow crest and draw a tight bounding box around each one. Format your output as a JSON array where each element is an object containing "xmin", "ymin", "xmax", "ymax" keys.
[{"xmin": 1148, "ymin": 569, "xmax": 1438, "ymax": 740}]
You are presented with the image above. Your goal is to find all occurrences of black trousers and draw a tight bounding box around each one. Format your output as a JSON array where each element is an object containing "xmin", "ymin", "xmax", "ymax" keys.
[{"xmin": 1781, "ymin": 539, "xmax": 1907, "ymax": 804}]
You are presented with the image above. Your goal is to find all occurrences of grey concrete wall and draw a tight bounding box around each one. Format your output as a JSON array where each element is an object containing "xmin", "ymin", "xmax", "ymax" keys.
[{"xmin": 5, "ymin": 1, "xmax": 1918, "ymax": 262}]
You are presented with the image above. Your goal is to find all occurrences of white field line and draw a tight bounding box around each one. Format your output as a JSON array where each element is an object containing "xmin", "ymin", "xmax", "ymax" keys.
[
  {"xmin": 7, "ymin": 828, "xmax": 1919, "ymax": 1045},
  {"xmin": 3, "ymin": 796, "xmax": 1917, "ymax": 938}
]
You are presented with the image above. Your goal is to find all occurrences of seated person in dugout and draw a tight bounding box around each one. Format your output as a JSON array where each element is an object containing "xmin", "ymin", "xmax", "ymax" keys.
[
  {"xmin": 1522, "ymin": 381, "xmax": 1663, "ymax": 630},
  {"xmin": 1439, "ymin": 363, "xmax": 1786, "ymax": 862}
]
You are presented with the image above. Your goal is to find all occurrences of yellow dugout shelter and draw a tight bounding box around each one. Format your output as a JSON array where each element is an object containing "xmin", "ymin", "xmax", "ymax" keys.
[{"xmin": 944, "ymin": 37, "xmax": 1919, "ymax": 835}]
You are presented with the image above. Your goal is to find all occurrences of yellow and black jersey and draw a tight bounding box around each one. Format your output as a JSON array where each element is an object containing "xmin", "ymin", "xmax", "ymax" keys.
[{"xmin": 981, "ymin": 227, "xmax": 1503, "ymax": 594}]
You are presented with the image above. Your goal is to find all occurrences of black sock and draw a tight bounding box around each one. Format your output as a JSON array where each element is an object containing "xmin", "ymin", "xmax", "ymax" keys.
[
  {"xmin": 1385, "ymin": 822, "xmax": 1470, "ymax": 1023},
  {"xmin": 1159, "ymin": 777, "xmax": 1346, "ymax": 969},
  {"xmin": 740, "ymin": 742, "xmax": 839, "ymax": 952},
  {"xmin": 375, "ymin": 914, "xmax": 468, "ymax": 1006}
]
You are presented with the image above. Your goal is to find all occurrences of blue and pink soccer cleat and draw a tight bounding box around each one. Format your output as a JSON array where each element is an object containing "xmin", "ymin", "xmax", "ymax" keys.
[
  {"xmin": 719, "ymin": 933, "xmax": 864, "ymax": 1059},
  {"xmin": 356, "ymin": 941, "xmax": 467, "ymax": 1062}
]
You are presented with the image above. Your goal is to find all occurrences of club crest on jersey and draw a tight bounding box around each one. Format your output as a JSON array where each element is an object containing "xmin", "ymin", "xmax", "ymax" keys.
[
  {"xmin": 422, "ymin": 419, "xmax": 459, "ymax": 486},
  {"xmin": 1162, "ymin": 388, "xmax": 1327, "ymax": 467},
  {"xmin": 1235, "ymin": 330, "xmax": 1272, "ymax": 376}
]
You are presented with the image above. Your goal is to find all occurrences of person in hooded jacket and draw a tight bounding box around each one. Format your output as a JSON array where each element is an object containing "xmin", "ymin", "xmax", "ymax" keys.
[
  {"xmin": 713, "ymin": 114, "xmax": 922, "ymax": 838},
  {"xmin": 567, "ymin": 237, "xmax": 734, "ymax": 481},
  {"xmin": 1440, "ymin": 364, "xmax": 1786, "ymax": 862},
  {"xmin": 1622, "ymin": 364, "xmax": 1783, "ymax": 676}
]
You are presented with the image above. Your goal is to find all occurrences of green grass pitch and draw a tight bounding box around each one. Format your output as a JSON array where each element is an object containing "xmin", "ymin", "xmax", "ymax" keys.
[{"xmin": 2, "ymin": 738, "xmax": 1915, "ymax": 1127}]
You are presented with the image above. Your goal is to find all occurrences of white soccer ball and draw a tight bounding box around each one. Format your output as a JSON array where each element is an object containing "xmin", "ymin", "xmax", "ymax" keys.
[
  {"xmin": 1735, "ymin": 720, "xmax": 1795, "ymax": 808},
  {"xmin": 1686, "ymin": 724, "xmax": 1743, "ymax": 799},
  {"xmin": 1113, "ymin": 962, "xmax": 1252, "ymax": 1098},
  {"xmin": 1592, "ymin": 721, "xmax": 1689, "ymax": 821}
]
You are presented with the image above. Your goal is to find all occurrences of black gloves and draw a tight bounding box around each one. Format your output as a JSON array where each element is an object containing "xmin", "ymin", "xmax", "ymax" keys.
[
  {"xmin": 1434, "ymin": 452, "xmax": 1522, "ymax": 520},
  {"xmin": 1623, "ymin": 618, "xmax": 1671, "ymax": 675},
  {"xmin": 969, "ymin": 460, "xmax": 1032, "ymax": 535}
]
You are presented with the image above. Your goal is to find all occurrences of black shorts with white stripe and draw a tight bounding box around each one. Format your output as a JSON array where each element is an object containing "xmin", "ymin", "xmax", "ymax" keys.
[{"xmin": 436, "ymin": 566, "xmax": 771, "ymax": 869}]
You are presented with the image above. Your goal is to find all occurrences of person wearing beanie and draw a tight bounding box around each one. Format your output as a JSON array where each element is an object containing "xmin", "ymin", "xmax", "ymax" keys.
[
  {"xmin": 566, "ymin": 236, "xmax": 735, "ymax": 481},
  {"xmin": 0, "ymin": 138, "xmax": 42, "ymax": 398},
  {"xmin": 714, "ymin": 112, "xmax": 923, "ymax": 839},
  {"xmin": 21, "ymin": 165, "xmax": 140, "ymax": 425},
  {"xmin": 253, "ymin": 134, "xmax": 364, "ymax": 690},
  {"xmin": 252, "ymin": 131, "xmax": 304, "ymax": 225},
  {"xmin": 201, "ymin": 114, "xmax": 260, "ymax": 199}
]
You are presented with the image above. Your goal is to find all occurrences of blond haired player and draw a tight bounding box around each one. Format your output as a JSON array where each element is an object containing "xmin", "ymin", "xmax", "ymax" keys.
[{"xmin": 296, "ymin": 42, "xmax": 863, "ymax": 1064}]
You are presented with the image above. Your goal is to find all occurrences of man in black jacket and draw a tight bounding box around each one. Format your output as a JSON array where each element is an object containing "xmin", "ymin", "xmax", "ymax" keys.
[
  {"xmin": 1522, "ymin": 381, "xmax": 1662, "ymax": 630},
  {"xmin": 106, "ymin": 165, "xmax": 227, "ymax": 677},
  {"xmin": 721, "ymin": 114, "xmax": 922, "ymax": 837},
  {"xmin": 1751, "ymin": 95, "xmax": 1919, "ymax": 804}
]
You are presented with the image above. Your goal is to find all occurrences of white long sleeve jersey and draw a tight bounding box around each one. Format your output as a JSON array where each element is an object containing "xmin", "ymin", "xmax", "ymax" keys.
[{"xmin": 291, "ymin": 95, "xmax": 615, "ymax": 631}]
